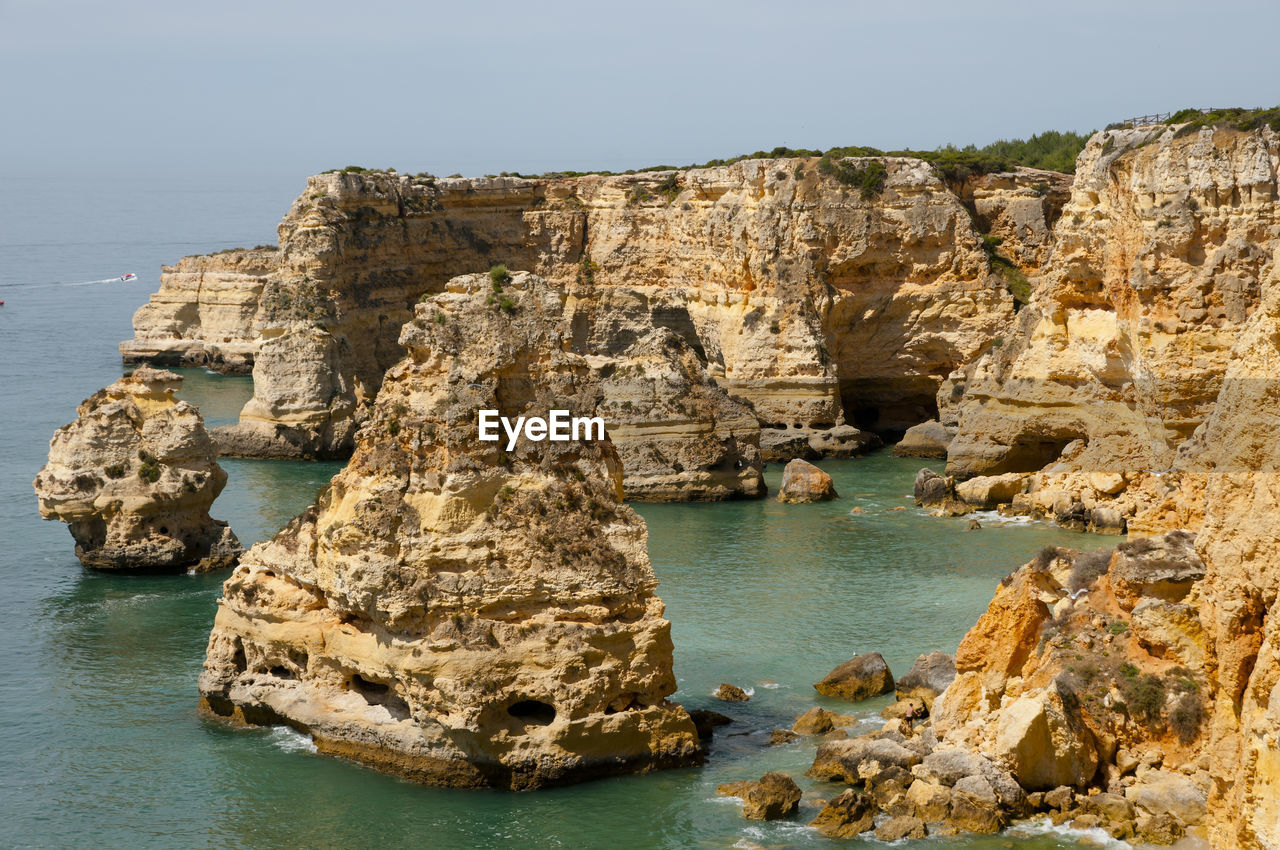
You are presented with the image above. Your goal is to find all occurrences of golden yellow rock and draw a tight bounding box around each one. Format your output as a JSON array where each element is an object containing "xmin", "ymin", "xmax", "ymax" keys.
[{"xmin": 197, "ymin": 275, "xmax": 700, "ymax": 789}]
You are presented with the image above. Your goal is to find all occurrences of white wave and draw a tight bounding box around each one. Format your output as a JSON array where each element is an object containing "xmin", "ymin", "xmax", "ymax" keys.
[
  {"xmin": 1010, "ymin": 816, "xmax": 1131, "ymax": 848},
  {"xmin": 758, "ymin": 681, "xmax": 784, "ymax": 689},
  {"xmin": 266, "ymin": 726, "xmax": 317, "ymax": 754}
]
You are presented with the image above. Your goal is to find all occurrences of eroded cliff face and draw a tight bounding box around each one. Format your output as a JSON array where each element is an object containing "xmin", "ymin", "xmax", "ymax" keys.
[
  {"xmin": 122, "ymin": 248, "xmax": 276, "ymax": 373},
  {"xmin": 198, "ymin": 274, "xmax": 701, "ymax": 788},
  {"xmin": 33, "ymin": 368, "xmax": 242, "ymax": 571},
  {"xmin": 135, "ymin": 156, "xmax": 1022, "ymax": 463},
  {"xmin": 944, "ymin": 124, "xmax": 1280, "ymax": 534}
]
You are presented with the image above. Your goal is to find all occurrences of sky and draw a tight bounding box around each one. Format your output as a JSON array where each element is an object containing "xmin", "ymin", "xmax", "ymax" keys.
[{"xmin": 1, "ymin": 0, "xmax": 1277, "ymax": 180}]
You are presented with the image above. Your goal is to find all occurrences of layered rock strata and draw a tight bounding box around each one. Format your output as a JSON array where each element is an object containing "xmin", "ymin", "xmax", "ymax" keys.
[
  {"xmin": 197, "ymin": 275, "xmax": 701, "ymax": 788},
  {"xmin": 122, "ymin": 247, "xmax": 276, "ymax": 373},
  {"xmin": 34, "ymin": 368, "xmax": 241, "ymax": 571},
  {"xmin": 943, "ymin": 124, "xmax": 1280, "ymax": 536},
  {"xmin": 131, "ymin": 156, "xmax": 1025, "ymax": 461}
]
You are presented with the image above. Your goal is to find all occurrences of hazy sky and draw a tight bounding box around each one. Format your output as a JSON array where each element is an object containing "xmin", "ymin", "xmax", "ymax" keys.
[{"xmin": 2, "ymin": 0, "xmax": 1277, "ymax": 179}]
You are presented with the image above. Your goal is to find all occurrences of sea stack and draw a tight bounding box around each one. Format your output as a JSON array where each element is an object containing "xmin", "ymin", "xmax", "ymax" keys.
[
  {"xmin": 198, "ymin": 271, "xmax": 702, "ymax": 789},
  {"xmin": 33, "ymin": 367, "xmax": 242, "ymax": 572}
]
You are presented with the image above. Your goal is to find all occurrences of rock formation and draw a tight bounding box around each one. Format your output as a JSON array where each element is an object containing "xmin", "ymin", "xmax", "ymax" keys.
[
  {"xmin": 776, "ymin": 459, "xmax": 837, "ymax": 503},
  {"xmin": 197, "ymin": 274, "xmax": 701, "ymax": 789},
  {"xmin": 128, "ymin": 155, "xmax": 1030, "ymax": 464},
  {"xmin": 34, "ymin": 367, "xmax": 242, "ymax": 571},
  {"xmin": 590, "ymin": 327, "xmax": 765, "ymax": 501},
  {"xmin": 814, "ymin": 652, "xmax": 894, "ymax": 701},
  {"xmin": 943, "ymin": 122, "xmax": 1280, "ymax": 535},
  {"xmin": 122, "ymin": 247, "xmax": 275, "ymax": 373}
]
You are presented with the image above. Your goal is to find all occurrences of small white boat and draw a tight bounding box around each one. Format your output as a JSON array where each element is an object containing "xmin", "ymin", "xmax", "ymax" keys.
[{"xmin": 120, "ymin": 273, "xmax": 137, "ymax": 282}]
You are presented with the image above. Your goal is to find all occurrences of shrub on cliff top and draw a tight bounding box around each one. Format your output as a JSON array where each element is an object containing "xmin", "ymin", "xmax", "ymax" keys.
[
  {"xmin": 817, "ymin": 155, "xmax": 888, "ymax": 199},
  {"xmin": 1166, "ymin": 105, "xmax": 1280, "ymax": 135},
  {"xmin": 489, "ymin": 264, "xmax": 510, "ymax": 286}
]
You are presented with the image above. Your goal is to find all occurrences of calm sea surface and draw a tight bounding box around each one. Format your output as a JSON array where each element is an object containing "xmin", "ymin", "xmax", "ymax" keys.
[{"xmin": 0, "ymin": 174, "xmax": 1113, "ymax": 848}]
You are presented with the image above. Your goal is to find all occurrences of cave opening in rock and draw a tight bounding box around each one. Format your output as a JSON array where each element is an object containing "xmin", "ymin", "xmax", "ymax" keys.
[
  {"xmin": 351, "ymin": 674, "xmax": 389, "ymax": 696},
  {"xmin": 507, "ymin": 699, "xmax": 556, "ymax": 725},
  {"xmin": 999, "ymin": 436, "xmax": 1077, "ymax": 474}
]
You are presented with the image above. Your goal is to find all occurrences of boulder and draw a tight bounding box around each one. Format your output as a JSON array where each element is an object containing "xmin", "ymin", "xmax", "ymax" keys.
[
  {"xmin": 808, "ymin": 424, "xmax": 879, "ymax": 457},
  {"xmin": 955, "ymin": 472, "xmax": 1025, "ymax": 507},
  {"xmin": 815, "ymin": 652, "xmax": 894, "ymax": 701},
  {"xmin": 768, "ymin": 729, "xmax": 799, "ymax": 746},
  {"xmin": 906, "ymin": 779, "xmax": 952, "ymax": 822},
  {"xmin": 876, "ymin": 815, "xmax": 927, "ymax": 841},
  {"xmin": 777, "ymin": 459, "xmax": 837, "ymax": 503},
  {"xmin": 735, "ymin": 772, "xmax": 802, "ymax": 820},
  {"xmin": 1130, "ymin": 601, "xmax": 1207, "ymax": 669},
  {"xmin": 809, "ymin": 788, "xmax": 875, "ymax": 837},
  {"xmin": 895, "ymin": 650, "xmax": 956, "ymax": 709},
  {"xmin": 866, "ymin": 764, "xmax": 915, "ymax": 815},
  {"xmin": 1089, "ymin": 506, "xmax": 1126, "ymax": 535},
  {"xmin": 894, "ymin": 420, "xmax": 952, "ymax": 458},
  {"xmin": 1109, "ymin": 530, "xmax": 1206, "ymax": 611},
  {"xmin": 715, "ymin": 683, "xmax": 750, "ymax": 702},
  {"xmin": 1125, "ymin": 770, "xmax": 1207, "ymax": 826},
  {"xmin": 948, "ymin": 774, "xmax": 1006, "ymax": 833},
  {"xmin": 913, "ymin": 467, "xmax": 955, "ymax": 506},
  {"xmin": 688, "ymin": 709, "xmax": 733, "ymax": 739},
  {"xmin": 807, "ymin": 735, "xmax": 923, "ymax": 783},
  {"xmin": 792, "ymin": 706, "xmax": 855, "ymax": 735},
  {"xmin": 34, "ymin": 368, "xmax": 242, "ymax": 572},
  {"xmin": 994, "ymin": 683, "xmax": 1098, "ymax": 791}
]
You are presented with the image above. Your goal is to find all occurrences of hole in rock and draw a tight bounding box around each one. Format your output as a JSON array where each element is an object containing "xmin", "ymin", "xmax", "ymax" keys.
[
  {"xmin": 351, "ymin": 675, "xmax": 389, "ymax": 696},
  {"xmin": 268, "ymin": 665, "xmax": 296, "ymax": 680},
  {"xmin": 507, "ymin": 699, "xmax": 557, "ymax": 725},
  {"xmin": 231, "ymin": 639, "xmax": 247, "ymax": 673}
]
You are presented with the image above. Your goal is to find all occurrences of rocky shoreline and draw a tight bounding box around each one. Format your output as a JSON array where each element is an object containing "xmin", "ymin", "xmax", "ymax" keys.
[{"xmin": 34, "ymin": 114, "xmax": 1280, "ymax": 847}]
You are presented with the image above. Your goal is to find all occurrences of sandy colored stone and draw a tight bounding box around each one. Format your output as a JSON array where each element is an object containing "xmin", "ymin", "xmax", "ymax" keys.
[
  {"xmin": 777, "ymin": 459, "xmax": 837, "ymax": 503},
  {"xmin": 122, "ymin": 247, "xmax": 275, "ymax": 373},
  {"xmin": 815, "ymin": 652, "xmax": 894, "ymax": 701},
  {"xmin": 715, "ymin": 683, "xmax": 750, "ymax": 702},
  {"xmin": 197, "ymin": 275, "xmax": 699, "ymax": 789},
  {"xmin": 792, "ymin": 706, "xmax": 855, "ymax": 735},
  {"xmin": 34, "ymin": 367, "xmax": 241, "ymax": 572},
  {"xmin": 809, "ymin": 788, "xmax": 875, "ymax": 838},
  {"xmin": 132, "ymin": 157, "xmax": 1017, "ymax": 461},
  {"xmin": 896, "ymin": 650, "xmax": 957, "ymax": 710}
]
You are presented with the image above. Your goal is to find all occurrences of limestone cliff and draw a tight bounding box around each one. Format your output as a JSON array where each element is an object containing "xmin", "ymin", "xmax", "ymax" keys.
[
  {"xmin": 122, "ymin": 247, "xmax": 276, "ymax": 373},
  {"xmin": 944, "ymin": 123, "xmax": 1280, "ymax": 535},
  {"xmin": 198, "ymin": 274, "xmax": 701, "ymax": 788},
  {"xmin": 34, "ymin": 368, "xmax": 242, "ymax": 571},
  {"xmin": 133, "ymin": 156, "xmax": 1021, "ymax": 463}
]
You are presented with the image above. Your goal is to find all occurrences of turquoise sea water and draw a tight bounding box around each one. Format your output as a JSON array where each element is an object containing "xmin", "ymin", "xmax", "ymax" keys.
[{"xmin": 1, "ymin": 174, "xmax": 1112, "ymax": 848}]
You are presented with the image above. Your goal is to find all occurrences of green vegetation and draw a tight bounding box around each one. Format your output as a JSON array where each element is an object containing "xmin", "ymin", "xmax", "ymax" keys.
[
  {"xmin": 817, "ymin": 155, "xmax": 888, "ymax": 198},
  {"xmin": 1108, "ymin": 619, "xmax": 1129, "ymax": 635},
  {"xmin": 1118, "ymin": 663, "xmax": 1166, "ymax": 725},
  {"xmin": 1166, "ymin": 106, "xmax": 1280, "ymax": 136},
  {"xmin": 980, "ymin": 234, "xmax": 1032, "ymax": 310},
  {"xmin": 489, "ymin": 264, "xmax": 511, "ymax": 286},
  {"xmin": 136, "ymin": 450, "xmax": 161, "ymax": 484},
  {"xmin": 1069, "ymin": 548, "xmax": 1114, "ymax": 591},
  {"xmin": 577, "ymin": 257, "xmax": 599, "ymax": 286}
]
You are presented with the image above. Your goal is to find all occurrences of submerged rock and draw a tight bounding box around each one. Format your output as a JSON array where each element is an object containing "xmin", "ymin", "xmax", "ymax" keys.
[
  {"xmin": 777, "ymin": 459, "xmax": 837, "ymax": 503},
  {"xmin": 714, "ymin": 683, "xmax": 750, "ymax": 702},
  {"xmin": 814, "ymin": 651, "xmax": 894, "ymax": 701},
  {"xmin": 34, "ymin": 367, "xmax": 241, "ymax": 572},
  {"xmin": 197, "ymin": 275, "xmax": 700, "ymax": 789}
]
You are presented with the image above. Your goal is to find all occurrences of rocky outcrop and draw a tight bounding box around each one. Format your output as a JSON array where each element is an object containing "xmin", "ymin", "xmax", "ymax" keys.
[
  {"xmin": 34, "ymin": 368, "xmax": 241, "ymax": 571},
  {"xmin": 132, "ymin": 155, "xmax": 1025, "ymax": 463},
  {"xmin": 717, "ymin": 772, "xmax": 802, "ymax": 820},
  {"xmin": 591, "ymin": 327, "xmax": 764, "ymax": 500},
  {"xmin": 776, "ymin": 459, "xmax": 837, "ymax": 503},
  {"xmin": 896, "ymin": 651, "xmax": 957, "ymax": 710},
  {"xmin": 964, "ymin": 168, "xmax": 1074, "ymax": 272},
  {"xmin": 197, "ymin": 275, "xmax": 700, "ymax": 789},
  {"xmin": 122, "ymin": 247, "xmax": 276, "ymax": 373},
  {"xmin": 944, "ymin": 123, "xmax": 1280, "ymax": 535},
  {"xmin": 814, "ymin": 652, "xmax": 894, "ymax": 701}
]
